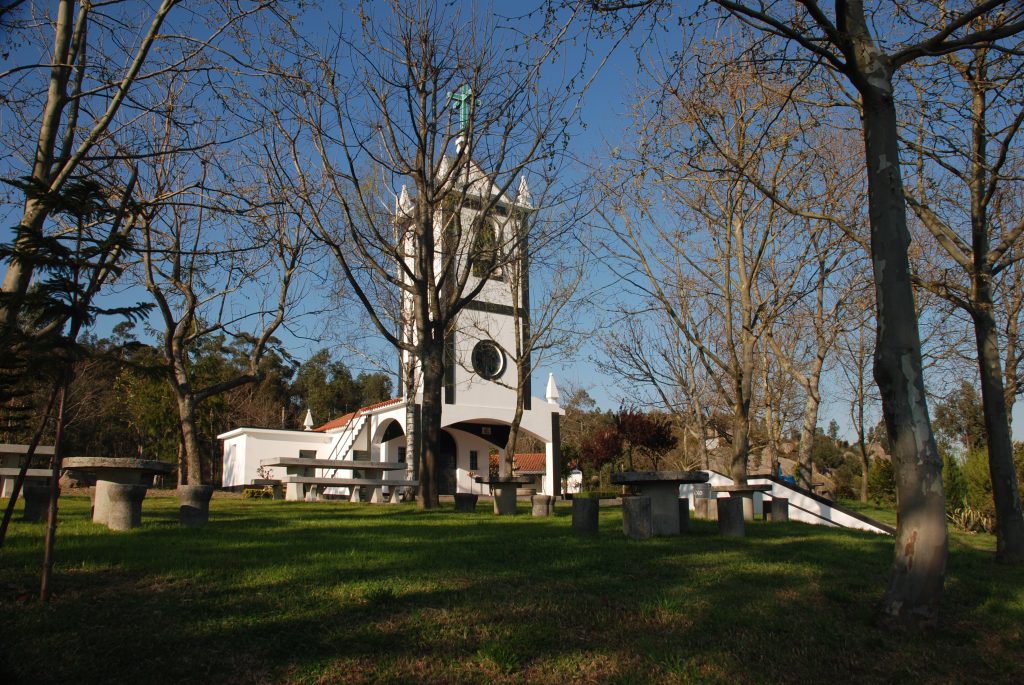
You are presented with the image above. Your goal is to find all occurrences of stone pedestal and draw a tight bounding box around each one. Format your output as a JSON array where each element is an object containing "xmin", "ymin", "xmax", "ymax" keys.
[
  {"xmin": 622, "ymin": 496, "xmax": 652, "ymax": 540},
  {"xmin": 571, "ymin": 497, "xmax": 599, "ymax": 536},
  {"xmin": 22, "ymin": 484, "xmax": 52, "ymax": 522},
  {"xmin": 454, "ymin": 493, "xmax": 478, "ymax": 513},
  {"xmin": 179, "ymin": 484, "xmax": 215, "ymax": 527},
  {"xmin": 104, "ymin": 483, "xmax": 147, "ymax": 531},
  {"xmin": 678, "ymin": 498, "xmax": 690, "ymax": 533},
  {"xmin": 738, "ymin": 493, "xmax": 756, "ymax": 522},
  {"xmin": 493, "ymin": 484, "xmax": 518, "ymax": 515},
  {"xmin": 693, "ymin": 497, "xmax": 708, "ymax": 520},
  {"xmin": 531, "ymin": 494, "xmax": 554, "ymax": 517},
  {"xmin": 717, "ymin": 496, "xmax": 745, "ymax": 537},
  {"xmin": 768, "ymin": 497, "xmax": 789, "ymax": 522},
  {"xmin": 92, "ymin": 481, "xmax": 115, "ymax": 525}
]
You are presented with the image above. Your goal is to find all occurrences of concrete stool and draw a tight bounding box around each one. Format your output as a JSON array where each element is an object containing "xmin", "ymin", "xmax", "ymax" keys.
[
  {"xmin": 678, "ymin": 497, "xmax": 690, "ymax": 533},
  {"xmin": 179, "ymin": 484, "xmax": 215, "ymax": 527},
  {"xmin": 622, "ymin": 496, "xmax": 652, "ymax": 540},
  {"xmin": 739, "ymin": 493, "xmax": 756, "ymax": 522},
  {"xmin": 454, "ymin": 493, "xmax": 478, "ymax": 512},
  {"xmin": 571, "ymin": 497, "xmax": 599, "ymax": 536},
  {"xmin": 22, "ymin": 484, "xmax": 52, "ymax": 522},
  {"xmin": 768, "ymin": 497, "xmax": 789, "ymax": 522},
  {"xmin": 531, "ymin": 494, "xmax": 554, "ymax": 517},
  {"xmin": 493, "ymin": 485, "xmax": 518, "ymax": 515},
  {"xmin": 693, "ymin": 497, "xmax": 709, "ymax": 520},
  {"xmin": 105, "ymin": 483, "xmax": 147, "ymax": 531},
  {"xmin": 717, "ymin": 496, "xmax": 745, "ymax": 537}
]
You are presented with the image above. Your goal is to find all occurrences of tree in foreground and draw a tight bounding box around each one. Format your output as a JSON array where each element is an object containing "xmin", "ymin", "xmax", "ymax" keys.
[
  {"xmin": 900, "ymin": 30, "xmax": 1024, "ymax": 561},
  {"xmin": 589, "ymin": 0, "xmax": 1024, "ymax": 624}
]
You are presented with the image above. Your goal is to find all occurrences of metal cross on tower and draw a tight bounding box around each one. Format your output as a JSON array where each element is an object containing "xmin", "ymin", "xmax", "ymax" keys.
[{"xmin": 448, "ymin": 84, "xmax": 473, "ymax": 134}]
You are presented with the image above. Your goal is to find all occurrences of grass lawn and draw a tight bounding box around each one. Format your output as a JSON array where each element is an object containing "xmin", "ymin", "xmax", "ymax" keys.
[{"xmin": 1, "ymin": 494, "xmax": 1022, "ymax": 684}]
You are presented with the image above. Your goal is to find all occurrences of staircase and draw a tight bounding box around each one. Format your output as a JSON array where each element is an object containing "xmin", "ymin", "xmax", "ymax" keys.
[{"xmin": 320, "ymin": 413, "xmax": 369, "ymax": 493}]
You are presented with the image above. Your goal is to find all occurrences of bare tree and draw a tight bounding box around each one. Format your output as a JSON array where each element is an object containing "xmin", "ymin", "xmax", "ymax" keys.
[
  {"xmin": 601, "ymin": 52, "xmax": 817, "ymax": 484},
  {"xmin": 135, "ymin": 96, "xmax": 311, "ymax": 486},
  {"xmin": 589, "ymin": 0, "xmax": 1024, "ymax": 625},
  {"xmin": 901, "ymin": 34, "xmax": 1024, "ymax": 561},
  {"xmin": 0, "ymin": 0, "xmax": 269, "ymax": 326},
  {"xmin": 268, "ymin": 2, "xmax": 578, "ymax": 508}
]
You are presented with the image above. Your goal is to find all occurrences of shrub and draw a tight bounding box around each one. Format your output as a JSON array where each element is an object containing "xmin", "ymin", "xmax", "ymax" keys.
[
  {"xmin": 962, "ymin": 448, "xmax": 995, "ymax": 518},
  {"xmin": 947, "ymin": 501, "xmax": 993, "ymax": 534},
  {"xmin": 242, "ymin": 487, "xmax": 272, "ymax": 499},
  {"xmin": 942, "ymin": 451, "xmax": 968, "ymax": 510},
  {"xmin": 867, "ymin": 457, "xmax": 895, "ymax": 506}
]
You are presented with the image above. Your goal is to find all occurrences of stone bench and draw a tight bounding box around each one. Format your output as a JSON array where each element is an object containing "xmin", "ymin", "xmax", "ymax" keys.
[
  {"xmin": 713, "ymin": 484, "xmax": 771, "ymax": 521},
  {"xmin": 0, "ymin": 467, "xmax": 52, "ymax": 498},
  {"xmin": 279, "ymin": 475, "xmax": 418, "ymax": 503}
]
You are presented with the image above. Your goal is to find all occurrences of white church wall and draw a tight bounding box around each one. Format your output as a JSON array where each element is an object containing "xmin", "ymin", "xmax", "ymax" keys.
[
  {"xmin": 218, "ymin": 428, "xmax": 332, "ymax": 489},
  {"xmin": 452, "ymin": 308, "xmax": 519, "ymax": 408}
]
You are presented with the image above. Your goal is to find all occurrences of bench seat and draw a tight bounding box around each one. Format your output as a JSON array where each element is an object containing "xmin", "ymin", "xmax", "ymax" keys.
[
  {"xmin": 279, "ymin": 475, "xmax": 419, "ymax": 504},
  {"xmin": 279, "ymin": 476, "xmax": 418, "ymax": 487},
  {"xmin": 263, "ymin": 457, "xmax": 406, "ymax": 470}
]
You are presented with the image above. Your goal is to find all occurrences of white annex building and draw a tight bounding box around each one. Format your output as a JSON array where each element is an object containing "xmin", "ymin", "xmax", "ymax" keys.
[{"xmin": 220, "ymin": 153, "xmax": 565, "ymax": 501}]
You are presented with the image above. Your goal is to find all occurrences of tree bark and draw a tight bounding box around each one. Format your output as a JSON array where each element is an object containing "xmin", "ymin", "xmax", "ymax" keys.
[
  {"xmin": 169, "ymin": 349, "xmax": 204, "ymax": 486},
  {"xmin": 417, "ymin": 340, "xmax": 443, "ymax": 509},
  {"xmin": 796, "ymin": 393, "xmax": 819, "ymax": 490},
  {"xmin": 972, "ymin": 273, "xmax": 1024, "ymax": 561},
  {"xmin": 859, "ymin": 68, "xmax": 947, "ymax": 625},
  {"xmin": 1, "ymin": 0, "xmax": 75, "ymax": 325},
  {"xmin": 40, "ymin": 375, "xmax": 70, "ymax": 603},
  {"xmin": 731, "ymin": 391, "xmax": 750, "ymax": 484},
  {"xmin": 966, "ymin": 70, "xmax": 1024, "ymax": 562}
]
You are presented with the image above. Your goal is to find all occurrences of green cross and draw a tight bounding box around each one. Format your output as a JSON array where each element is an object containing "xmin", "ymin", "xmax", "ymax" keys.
[{"xmin": 448, "ymin": 84, "xmax": 473, "ymax": 134}]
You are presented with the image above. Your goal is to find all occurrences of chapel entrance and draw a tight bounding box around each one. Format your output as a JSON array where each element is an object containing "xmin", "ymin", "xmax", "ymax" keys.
[{"xmin": 438, "ymin": 430, "xmax": 457, "ymax": 496}]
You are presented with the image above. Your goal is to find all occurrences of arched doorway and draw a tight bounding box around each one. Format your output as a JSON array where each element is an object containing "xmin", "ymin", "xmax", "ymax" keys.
[{"xmin": 438, "ymin": 430, "xmax": 457, "ymax": 496}]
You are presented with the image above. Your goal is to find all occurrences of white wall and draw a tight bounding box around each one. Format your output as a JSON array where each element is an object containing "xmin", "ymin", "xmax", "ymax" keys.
[{"xmin": 219, "ymin": 429, "xmax": 332, "ymax": 488}]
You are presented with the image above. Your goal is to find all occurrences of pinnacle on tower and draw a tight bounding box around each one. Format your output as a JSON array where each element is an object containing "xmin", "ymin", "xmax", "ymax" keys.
[
  {"xmin": 516, "ymin": 175, "xmax": 532, "ymax": 209},
  {"xmin": 545, "ymin": 373, "xmax": 559, "ymax": 405}
]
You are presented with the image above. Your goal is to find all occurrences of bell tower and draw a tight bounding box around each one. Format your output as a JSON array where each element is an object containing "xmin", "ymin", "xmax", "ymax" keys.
[{"xmin": 394, "ymin": 167, "xmax": 533, "ymax": 412}]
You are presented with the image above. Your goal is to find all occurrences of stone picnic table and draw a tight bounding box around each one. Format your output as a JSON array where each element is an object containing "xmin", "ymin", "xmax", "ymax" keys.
[
  {"xmin": 473, "ymin": 475, "xmax": 534, "ymax": 515},
  {"xmin": 712, "ymin": 483, "xmax": 772, "ymax": 521},
  {"xmin": 62, "ymin": 457, "xmax": 173, "ymax": 531},
  {"xmin": 611, "ymin": 470, "xmax": 710, "ymax": 536},
  {"xmin": 261, "ymin": 457, "xmax": 413, "ymax": 503}
]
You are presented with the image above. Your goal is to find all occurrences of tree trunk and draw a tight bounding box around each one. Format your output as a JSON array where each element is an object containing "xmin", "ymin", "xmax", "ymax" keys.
[
  {"xmin": 965, "ymin": 72, "xmax": 1024, "ymax": 562},
  {"xmin": 859, "ymin": 76, "xmax": 947, "ymax": 625},
  {"xmin": 404, "ymin": 359, "xmax": 419, "ymax": 497},
  {"xmin": 418, "ymin": 341, "xmax": 443, "ymax": 509},
  {"xmin": 973, "ymin": 295, "xmax": 1024, "ymax": 561},
  {"xmin": 40, "ymin": 375, "xmax": 70, "ymax": 603},
  {"xmin": 796, "ymin": 394, "xmax": 818, "ymax": 491},
  {"xmin": 731, "ymin": 397, "xmax": 749, "ymax": 484},
  {"xmin": 177, "ymin": 441, "xmax": 186, "ymax": 487},
  {"xmin": 0, "ymin": 0, "xmax": 75, "ymax": 326},
  {"xmin": 172, "ymin": 388, "xmax": 204, "ymax": 486}
]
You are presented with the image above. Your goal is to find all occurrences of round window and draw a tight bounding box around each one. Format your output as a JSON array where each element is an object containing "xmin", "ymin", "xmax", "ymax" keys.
[{"xmin": 471, "ymin": 340, "xmax": 505, "ymax": 380}]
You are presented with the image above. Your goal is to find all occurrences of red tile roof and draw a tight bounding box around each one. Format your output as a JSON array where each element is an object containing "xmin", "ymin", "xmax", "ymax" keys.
[
  {"xmin": 514, "ymin": 453, "xmax": 546, "ymax": 473},
  {"xmin": 487, "ymin": 452, "xmax": 546, "ymax": 474},
  {"xmin": 314, "ymin": 397, "xmax": 403, "ymax": 432}
]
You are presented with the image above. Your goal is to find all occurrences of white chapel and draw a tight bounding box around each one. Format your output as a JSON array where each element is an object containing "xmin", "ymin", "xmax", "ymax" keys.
[{"xmin": 219, "ymin": 152, "xmax": 565, "ymax": 501}]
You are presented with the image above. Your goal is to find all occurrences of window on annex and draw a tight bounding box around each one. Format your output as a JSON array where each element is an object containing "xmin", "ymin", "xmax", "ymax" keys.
[{"xmin": 469, "ymin": 450, "xmax": 479, "ymax": 471}]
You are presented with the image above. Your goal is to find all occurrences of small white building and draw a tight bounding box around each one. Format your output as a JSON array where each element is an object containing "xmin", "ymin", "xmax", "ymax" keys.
[{"xmin": 220, "ymin": 154, "xmax": 565, "ymax": 499}]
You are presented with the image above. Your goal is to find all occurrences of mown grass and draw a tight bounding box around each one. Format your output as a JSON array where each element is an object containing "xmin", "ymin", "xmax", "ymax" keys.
[{"xmin": 1, "ymin": 494, "xmax": 1022, "ymax": 684}]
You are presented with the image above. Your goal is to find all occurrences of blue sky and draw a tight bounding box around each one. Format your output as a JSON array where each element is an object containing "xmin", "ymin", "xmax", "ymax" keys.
[{"xmin": 2, "ymin": 0, "xmax": 1019, "ymax": 441}]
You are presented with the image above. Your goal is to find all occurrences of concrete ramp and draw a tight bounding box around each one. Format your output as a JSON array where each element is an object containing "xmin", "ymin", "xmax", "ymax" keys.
[{"xmin": 681, "ymin": 471, "xmax": 894, "ymax": 536}]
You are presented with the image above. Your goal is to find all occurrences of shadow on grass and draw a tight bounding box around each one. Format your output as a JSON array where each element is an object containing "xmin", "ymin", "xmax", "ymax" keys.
[{"xmin": 1, "ymin": 496, "xmax": 1022, "ymax": 684}]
